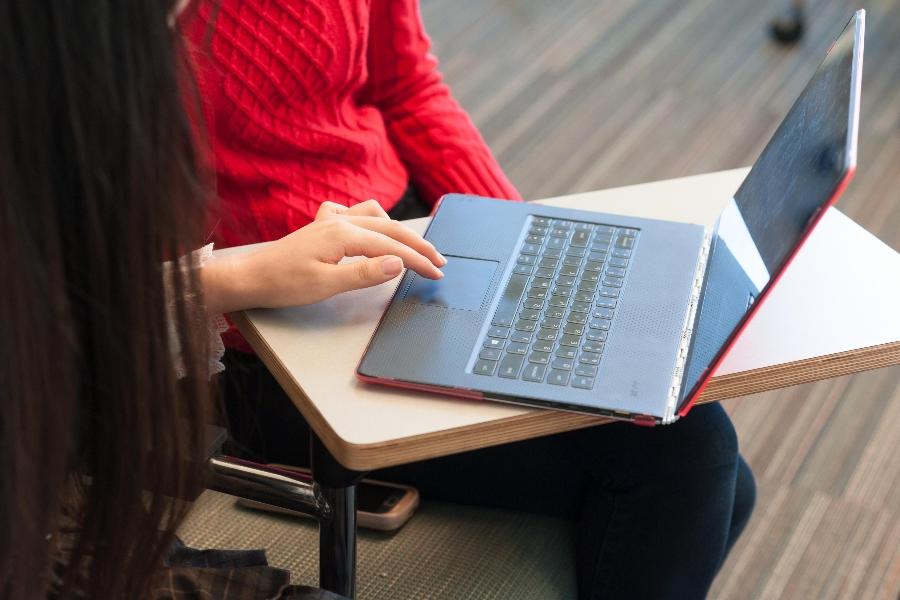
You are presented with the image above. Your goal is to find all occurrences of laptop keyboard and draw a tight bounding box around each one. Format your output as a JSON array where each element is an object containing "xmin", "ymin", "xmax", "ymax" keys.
[{"xmin": 472, "ymin": 217, "xmax": 638, "ymax": 390}]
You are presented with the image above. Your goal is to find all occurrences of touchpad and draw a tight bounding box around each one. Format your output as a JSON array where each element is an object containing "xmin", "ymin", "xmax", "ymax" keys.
[{"xmin": 404, "ymin": 256, "xmax": 498, "ymax": 311}]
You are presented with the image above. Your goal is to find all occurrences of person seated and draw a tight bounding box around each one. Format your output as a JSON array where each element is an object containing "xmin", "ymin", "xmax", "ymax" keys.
[
  {"xmin": 0, "ymin": 1, "xmax": 442, "ymax": 597},
  {"xmin": 181, "ymin": 2, "xmax": 757, "ymax": 599}
]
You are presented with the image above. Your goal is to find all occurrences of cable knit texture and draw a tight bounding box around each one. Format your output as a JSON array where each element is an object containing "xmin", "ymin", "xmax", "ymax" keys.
[{"xmin": 181, "ymin": 0, "xmax": 520, "ymax": 250}]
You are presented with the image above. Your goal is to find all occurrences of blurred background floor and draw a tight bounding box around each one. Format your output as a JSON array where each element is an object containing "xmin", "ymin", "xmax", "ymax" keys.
[{"xmin": 421, "ymin": 0, "xmax": 900, "ymax": 598}]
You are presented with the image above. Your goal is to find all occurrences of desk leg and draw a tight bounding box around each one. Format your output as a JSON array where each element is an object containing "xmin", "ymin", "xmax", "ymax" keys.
[{"xmin": 311, "ymin": 435, "xmax": 365, "ymax": 599}]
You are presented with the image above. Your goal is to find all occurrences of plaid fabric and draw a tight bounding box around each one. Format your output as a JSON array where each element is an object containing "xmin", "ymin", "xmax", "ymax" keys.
[{"xmin": 150, "ymin": 539, "xmax": 347, "ymax": 600}]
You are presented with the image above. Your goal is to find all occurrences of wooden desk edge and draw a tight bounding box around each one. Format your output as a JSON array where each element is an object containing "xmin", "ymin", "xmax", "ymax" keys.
[{"xmin": 229, "ymin": 311, "xmax": 900, "ymax": 472}]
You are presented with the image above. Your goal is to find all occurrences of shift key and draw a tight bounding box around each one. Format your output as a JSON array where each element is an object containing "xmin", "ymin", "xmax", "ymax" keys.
[{"xmin": 491, "ymin": 273, "xmax": 529, "ymax": 326}]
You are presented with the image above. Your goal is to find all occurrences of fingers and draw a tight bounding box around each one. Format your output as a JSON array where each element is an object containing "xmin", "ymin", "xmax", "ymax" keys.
[
  {"xmin": 343, "ymin": 199, "xmax": 390, "ymax": 219},
  {"xmin": 340, "ymin": 215, "xmax": 446, "ymax": 268},
  {"xmin": 316, "ymin": 199, "xmax": 390, "ymax": 221},
  {"xmin": 338, "ymin": 224, "xmax": 444, "ymax": 280},
  {"xmin": 326, "ymin": 255, "xmax": 405, "ymax": 295}
]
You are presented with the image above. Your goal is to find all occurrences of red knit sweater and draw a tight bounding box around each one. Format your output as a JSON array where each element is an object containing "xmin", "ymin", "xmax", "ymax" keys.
[{"xmin": 181, "ymin": 0, "xmax": 520, "ymax": 249}]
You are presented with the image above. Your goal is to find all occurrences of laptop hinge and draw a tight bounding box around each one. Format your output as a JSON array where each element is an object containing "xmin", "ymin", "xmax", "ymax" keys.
[{"xmin": 662, "ymin": 230, "xmax": 712, "ymax": 424}]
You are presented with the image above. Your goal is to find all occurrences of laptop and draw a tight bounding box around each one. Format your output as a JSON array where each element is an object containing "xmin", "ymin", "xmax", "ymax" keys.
[{"xmin": 358, "ymin": 11, "xmax": 865, "ymax": 425}]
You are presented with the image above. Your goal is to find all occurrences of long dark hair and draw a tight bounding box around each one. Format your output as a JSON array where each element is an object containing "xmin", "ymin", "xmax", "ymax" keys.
[{"xmin": 0, "ymin": 1, "xmax": 212, "ymax": 597}]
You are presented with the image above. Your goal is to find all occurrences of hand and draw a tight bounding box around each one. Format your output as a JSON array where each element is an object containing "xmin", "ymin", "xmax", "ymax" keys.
[{"xmin": 202, "ymin": 200, "xmax": 446, "ymax": 313}]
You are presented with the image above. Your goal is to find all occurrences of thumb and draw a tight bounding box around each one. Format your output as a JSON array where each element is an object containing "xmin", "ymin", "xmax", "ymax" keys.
[{"xmin": 331, "ymin": 255, "xmax": 404, "ymax": 293}]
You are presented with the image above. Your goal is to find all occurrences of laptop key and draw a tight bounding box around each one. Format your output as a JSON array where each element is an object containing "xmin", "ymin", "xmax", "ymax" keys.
[
  {"xmin": 574, "ymin": 291, "xmax": 594, "ymax": 303},
  {"xmin": 527, "ymin": 288, "xmax": 547, "ymax": 299},
  {"xmin": 474, "ymin": 360, "xmax": 497, "ymax": 376},
  {"xmin": 547, "ymin": 237, "xmax": 566, "ymax": 249},
  {"xmin": 584, "ymin": 261, "xmax": 604, "ymax": 272},
  {"xmin": 519, "ymin": 309, "xmax": 540, "ymax": 321},
  {"xmin": 586, "ymin": 329, "xmax": 608, "ymax": 342},
  {"xmin": 599, "ymin": 286, "xmax": 620, "ymax": 298},
  {"xmin": 497, "ymin": 353, "xmax": 525, "ymax": 379},
  {"xmin": 593, "ymin": 307, "xmax": 614, "ymax": 320},
  {"xmin": 533, "ymin": 217, "xmax": 551, "ymax": 226},
  {"xmin": 536, "ymin": 328, "xmax": 559, "ymax": 341},
  {"xmin": 578, "ymin": 279, "xmax": 599, "ymax": 293},
  {"xmin": 513, "ymin": 264, "xmax": 533, "ymax": 275},
  {"xmin": 506, "ymin": 341, "xmax": 528, "ymax": 354},
  {"xmin": 559, "ymin": 334, "xmax": 581, "ymax": 347},
  {"xmin": 518, "ymin": 254, "xmax": 535, "ymax": 265},
  {"xmin": 545, "ymin": 307, "xmax": 565, "ymax": 319},
  {"xmin": 491, "ymin": 273, "xmax": 528, "ymax": 327},
  {"xmin": 515, "ymin": 319, "xmax": 537, "ymax": 332},
  {"xmin": 606, "ymin": 266, "xmax": 626, "ymax": 278},
  {"xmin": 526, "ymin": 235, "xmax": 543, "ymax": 244},
  {"xmin": 582, "ymin": 341, "xmax": 605, "ymax": 354},
  {"xmin": 479, "ymin": 348, "xmax": 502, "ymax": 361},
  {"xmin": 567, "ymin": 312, "xmax": 588, "ymax": 325},
  {"xmin": 615, "ymin": 236, "xmax": 635, "ymax": 249},
  {"xmin": 608, "ymin": 257, "xmax": 628, "ymax": 268},
  {"xmin": 548, "ymin": 296, "xmax": 570, "ymax": 308},
  {"xmin": 484, "ymin": 337, "xmax": 506, "ymax": 350},
  {"xmin": 582, "ymin": 271, "xmax": 601, "ymax": 282},
  {"xmin": 575, "ymin": 364, "xmax": 597, "ymax": 377},
  {"xmin": 570, "ymin": 230, "xmax": 590, "ymax": 247},
  {"xmin": 548, "ymin": 369, "xmax": 571, "ymax": 386},
  {"xmin": 563, "ymin": 322, "xmax": 585, "ymax": 336},
  {"xmin": 555, "ymin": 347, "xmax": 577, "ymax": 360},
  {"xmin": 522, "ymin": 298, "xmax": 544, "ymax": 310},
  {"xmin": 551, "ymin": 358, "xmax": 574, "ymax": 371},
  {"xmin": 596, "ymin": 225, "xmax": 615, "ymax": 234},
  {"xmin": 522, "ymin": 363, "xmax": 547, "ymax": 383},
  {"xmin": 521, "ymin": 243, "xmax": 541, "ymax": 255},
  {"xmin": 551, "ymin": 286, "xmax": 572, "ymax": 298},
  {"xmin": 563, "ymin": 256, "xmax": 582, "ymax": 267},
  {"xmin": 539, "ymin": 257, "xmax": 558, "ymax": 269},
  {"xmin": 571, "ymin": 375, "xmax": 595, "ymax": 390},
  {"xmin": 528, "ymin": 351, "xmax": 550, "ymax": 365},
  {"xmin": 612, "ymin": 248, "xmax": 631, "ymax": 259},
  {"xmin": 534, "ymin": 267, "xmax": 554, "ymax": 279},
  {"xmin": 595, "ymin": 297, "xmax": 617, "ymax": 309},
  {"xmin": 570, "ymin": 301, "xmax": 591, "ymax": 313},
  {"xmin": 579, "ymin": 352, "xmax": 601, "ymax": 365},
  {"xmin": 529, "ymin": 226, "xmax": 548, "ymax": 236},
  {"xmin": 559, "ymin": 265, "xmax": 579, "ymax": 276},
  {"xmin": 565, "ymin": 247, "xmax": 586, "ymax": 258},
  {"xmin": 488, "ymin": 326, "xmax": 510, "ymax": 339},
  {"xmin": 543, "ymin": 247, "xmax": 563, "ymax": 259},
  {"xmin": 602, "ymin": 277, "xmax": 623, "ymax": 288},
  {"xmin": 531, "ymin": 340, "xmax": 553, "ymax": 353},
  {"xmin": 588, "ymin": 319, "xmax": 610, "ymax": 331},
  {"xmin": 541, "ymin": 317, "xmax": 562, "ymax": 330},
  {"xmin": 556, "ymin": 275, "xmax": 576, "ymax": 287},
  {"xmin": 511, "ymin": 330, "xmax": 533, "ymax": 343}
]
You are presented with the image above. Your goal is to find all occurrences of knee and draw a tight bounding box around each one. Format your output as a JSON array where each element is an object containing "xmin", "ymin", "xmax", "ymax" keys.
[
  {"xmin": 732, "ymin": 456, "xmax": 757, "ymax": 531},
  {"xmin": 670, "ymin": 403, "xmax": 740, "ymax": 472}
]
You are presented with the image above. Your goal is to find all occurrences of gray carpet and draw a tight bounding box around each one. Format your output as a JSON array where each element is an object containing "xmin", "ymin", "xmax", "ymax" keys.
[{"xmin": 179, "ymin": 490, "xmax": 577, "ymax": 599}]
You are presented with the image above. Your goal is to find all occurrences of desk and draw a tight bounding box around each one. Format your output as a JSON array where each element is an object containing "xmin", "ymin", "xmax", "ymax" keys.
[{"xmin": 225, "ymin": 168, "xmax": 900, "ymax": 596}]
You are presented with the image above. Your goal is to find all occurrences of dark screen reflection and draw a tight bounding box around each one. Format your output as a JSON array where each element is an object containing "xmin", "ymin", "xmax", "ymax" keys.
[{"xmin": 679, "ymin": 13, "xmax": 861, "ymax": 406}]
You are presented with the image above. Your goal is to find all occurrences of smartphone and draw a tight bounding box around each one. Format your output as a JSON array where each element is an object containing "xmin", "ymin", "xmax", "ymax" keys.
[{"xmin": 235, "ymin": 465, "xmax": 419, "ymax": 532}]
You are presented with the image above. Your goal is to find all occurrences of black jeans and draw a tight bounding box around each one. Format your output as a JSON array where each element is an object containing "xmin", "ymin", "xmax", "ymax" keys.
[
  {"xmin": 219, "ymin": 190, "xmax": 756, "ymax": 599},
  {"xmin": 221, "ymin": 354, "xmax": 754, "ymax": 600}
]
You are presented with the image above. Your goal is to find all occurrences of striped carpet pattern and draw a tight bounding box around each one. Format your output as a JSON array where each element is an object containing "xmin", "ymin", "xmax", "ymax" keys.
[{"xmin": 421, "ymin": 0, "xmax": 900, "ymax": 597}]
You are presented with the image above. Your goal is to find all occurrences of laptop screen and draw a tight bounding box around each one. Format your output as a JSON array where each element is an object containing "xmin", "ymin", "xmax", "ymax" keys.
[{"xmin": 679, "ymin": 11, "xmax": 864, "ymax": 406}]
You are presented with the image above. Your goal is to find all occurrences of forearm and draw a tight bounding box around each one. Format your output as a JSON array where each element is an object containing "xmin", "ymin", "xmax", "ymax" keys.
[{"xmin": 200, "ymin": 250, "xmax": 266, "ymax": 315}]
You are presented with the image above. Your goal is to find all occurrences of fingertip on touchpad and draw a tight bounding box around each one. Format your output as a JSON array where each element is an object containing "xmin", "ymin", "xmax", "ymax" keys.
[{"xmin": 404, "ymin": 256, "xmax": 498, "ymax": 311}]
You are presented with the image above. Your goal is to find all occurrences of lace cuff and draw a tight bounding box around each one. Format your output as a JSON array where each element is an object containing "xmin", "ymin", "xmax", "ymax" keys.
[{"xmin": 166, "ymin": 244, "xmax": 228, "ymax": 379}]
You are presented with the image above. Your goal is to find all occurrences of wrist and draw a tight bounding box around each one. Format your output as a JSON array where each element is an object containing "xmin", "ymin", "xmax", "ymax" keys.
[{"xmin": 201, "ymin": 250, "xmax": 262, "ymax": 315}]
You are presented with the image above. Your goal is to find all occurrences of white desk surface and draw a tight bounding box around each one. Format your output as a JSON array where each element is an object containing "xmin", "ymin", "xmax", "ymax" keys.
[{"xmin": 229, "ymin": 169, "xmax": 900, "ymax": 470}]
